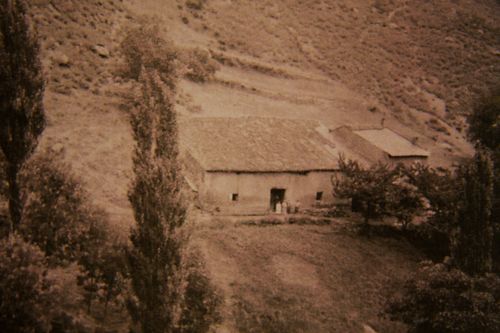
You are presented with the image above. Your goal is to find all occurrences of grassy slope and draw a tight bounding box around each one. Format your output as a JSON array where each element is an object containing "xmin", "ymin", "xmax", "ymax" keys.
[{"xmin": 23, "ymin": 0, "xmax": 499, "ymax": 331}]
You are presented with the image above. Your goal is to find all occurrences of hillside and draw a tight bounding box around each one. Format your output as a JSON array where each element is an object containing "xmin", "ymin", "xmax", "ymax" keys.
[
  {"xmin": 21, "ymin": 0, "xmax": 500, "ymax": 331},
  {"xmin": 29, "ymin": 0, "xmax": 500, "ymax": 229}
]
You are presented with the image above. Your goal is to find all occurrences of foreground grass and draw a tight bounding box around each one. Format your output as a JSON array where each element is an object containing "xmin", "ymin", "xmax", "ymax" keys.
[{"xmin": 193, "ymin": 217, "xmax": 420, "ymax": 332}]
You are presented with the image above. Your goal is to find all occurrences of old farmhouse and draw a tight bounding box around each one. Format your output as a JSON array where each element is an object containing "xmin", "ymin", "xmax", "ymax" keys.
[
  {"xmin": 180, "ymin": 117, "xmax": 340, "ymax": 214},
  {"xmin": 330, "ymin": 126, "xmax": 430, "ymax": 166}
]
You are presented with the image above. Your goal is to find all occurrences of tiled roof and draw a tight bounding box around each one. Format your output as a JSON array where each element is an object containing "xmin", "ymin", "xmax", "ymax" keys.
[
  {"xmin": 353, "ymin": 128, "xmax": 429, "ymax": 157},
  {"xmin": 180, "ymin": 117, "xmax": 339, "ymax": 172}
]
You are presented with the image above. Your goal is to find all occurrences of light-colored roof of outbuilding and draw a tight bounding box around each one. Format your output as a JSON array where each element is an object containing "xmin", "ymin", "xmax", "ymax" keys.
[
  {"xmin": 180, "ymin": 117, "xmax": 339, "ymax": 172},
  {"xmin": 353, "ymin": 128, "xmax": 430, "ymax": 157}
]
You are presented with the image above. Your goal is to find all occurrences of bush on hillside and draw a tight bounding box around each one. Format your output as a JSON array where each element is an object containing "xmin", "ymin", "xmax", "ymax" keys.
[
  {"xmin": 19, "ymin": 153, "xmax": 108, "ymax": 265},
  {"xmin": 185, "ymin": 0, "xmax": 206, "ymax": 10},
  {"xmin": 385, "ymin": 262, "xmax": 500, "ymax": 333},
  {"xmin": 0, "ymin": 234, "xmax": 58, "ymax": 333},
  {"xmin": 177, "ymin": 255, "xmax": 222, "ymax": 333},
  {"xmin": 180, "ymin": 48, "xmax": 220, "ymax": 83}
]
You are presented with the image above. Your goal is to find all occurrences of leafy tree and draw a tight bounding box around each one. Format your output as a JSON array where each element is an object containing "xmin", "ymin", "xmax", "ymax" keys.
[
  {"xmin": 0, "ymin": 0, "xmax": 46, "ymax": 231},
  {"xmin": 468, "ymin": 88, "xmax": 500, "ymax": 151},
  {"xmin": 332, "ymin": 156, "xmax": 397, "ymax": 226},
  {"xmin": 0, "ymin": 233, "xmax": 58, "ymax": 333},
  {"xmin": 467, "ymin": 88, "xmax": 500, "ymax": 268},
  {"xmin": 19, "ymin": 153, "xmax": 108, "ymax": 265},
  {"xmin": 78, "ymin": 239, "xmax": 126, "ymax": 317},
  {"xmin": 120, "ymin": 22, "xmax": 177, "ymax": 88},
  {"xmin": 387, "ymin": 178, "xmax": 424, "ymax": 230},
  {"xmin": 452, "ymin": 150, "xmax": 494, "ymax": 275},
  {"xmin": 404, "ymin": 163, "xmax": 460, "ymax": 233},
  {"xmin": 0, "ymin": 151, "xmax": 6, "ymax": 199},
  {"xmin": 386, "ymin": 262, "xmax": 500, "ymax": 333},
  {"xmin": 126, "ymin": 70, "xmax": 186, "ymax": 333}
]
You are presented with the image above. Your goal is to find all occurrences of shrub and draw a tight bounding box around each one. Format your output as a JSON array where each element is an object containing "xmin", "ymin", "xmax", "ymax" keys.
[
  {"xmin": 185, "ymin": 0, "xmax": 206, "ymax": 10},
  {"xmin": 177, "ymin": 255, "xmax": 222, "ymax": 333},
  {"xmin": 180, "ymin": 48, "xmax": 219, "ymax": 83},
  {"xmin": 0, "ymin": 234, "xmax": 58, "ymax": 333},
  {"xmin": 19, "ymin": 153, "xmax": 108, "ymax": 265},
  {"xmin": 386, "ymin": 262, "xmax": 500, "ymax": 333}
]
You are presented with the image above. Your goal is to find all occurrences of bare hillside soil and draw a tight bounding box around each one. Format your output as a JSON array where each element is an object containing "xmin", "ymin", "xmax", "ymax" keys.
[{"xmin": 192, "ymin": 217, "xmax": 420, "ymax": 333}]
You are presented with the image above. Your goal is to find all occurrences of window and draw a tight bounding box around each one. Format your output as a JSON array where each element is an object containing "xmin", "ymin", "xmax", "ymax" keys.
[
  {"xmin": 231, "ymin": 193, "xmax": 239, "ymax": 201},
  {"xmin": 315, "ymin": 191, "xmax": 323, "ymax": 201}
]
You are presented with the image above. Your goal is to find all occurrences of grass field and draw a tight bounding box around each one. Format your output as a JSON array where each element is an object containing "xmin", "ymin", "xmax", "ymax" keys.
[{"xmin": 192, "ymin": 216, "xmax": 421, "ymax": 332}]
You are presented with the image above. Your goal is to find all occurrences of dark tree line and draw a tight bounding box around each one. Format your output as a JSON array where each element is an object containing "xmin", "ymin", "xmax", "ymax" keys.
[{"xmin": 0, "ymin": 0, "xmax": 45, "ymax": 232}]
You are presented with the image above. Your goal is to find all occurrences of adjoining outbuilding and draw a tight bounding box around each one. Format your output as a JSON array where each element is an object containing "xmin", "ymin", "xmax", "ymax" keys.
[
  {"xmin": 180, "ymin": 117, "xmax": 340, "ymax": 215},
  {"xmin": 330, "ymin": 126, "xmax": 430, "ymax": 166}
]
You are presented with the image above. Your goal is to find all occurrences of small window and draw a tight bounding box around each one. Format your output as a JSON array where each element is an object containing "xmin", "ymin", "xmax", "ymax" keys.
[
  {"xmin": 315, "ymin": 191, "xmax": 323, "ymax": 201},
  {"xmin": 231, "ymin": 193, "xmax": 239, "ymax": 201}
]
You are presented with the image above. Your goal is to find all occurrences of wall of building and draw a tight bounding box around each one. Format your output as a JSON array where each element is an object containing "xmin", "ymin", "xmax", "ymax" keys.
[{"xmin": 198, "ymin": 171, "xmax": 339, "ymax": 214}]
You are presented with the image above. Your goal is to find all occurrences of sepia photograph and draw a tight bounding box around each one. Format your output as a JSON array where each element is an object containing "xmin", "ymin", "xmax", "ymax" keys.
[{"xmin": 0, "ymin": 0, "xmax": 499, "ymax": 332}]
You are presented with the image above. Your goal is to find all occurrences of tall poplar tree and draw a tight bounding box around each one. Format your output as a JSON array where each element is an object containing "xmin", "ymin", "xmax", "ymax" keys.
[
  {"xmin": 0, "ymin": 0, "xmax": 45, "ymax": 231},
  {"xmin": 452, "ymin": 150, "xmax": 494, "ymax": 275},
  {"xmin": 126, "ymin": 69, "xmax": 186, "ymax": 333}
]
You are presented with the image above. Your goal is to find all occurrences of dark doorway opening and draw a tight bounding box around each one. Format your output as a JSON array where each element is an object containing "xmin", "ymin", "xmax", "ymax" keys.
[{"xmin": 270, "ymin": 188, "xmax": 286, "ymax": 211}]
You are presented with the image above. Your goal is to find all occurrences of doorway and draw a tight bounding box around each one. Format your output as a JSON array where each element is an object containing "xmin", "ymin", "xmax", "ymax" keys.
[{"xmin": 270, "ymin": 188, "xmax": 286, "ymax": 211}]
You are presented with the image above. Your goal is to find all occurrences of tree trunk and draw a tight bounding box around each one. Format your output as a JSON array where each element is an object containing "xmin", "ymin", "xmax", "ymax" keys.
[{"xmin": 6, "ymin": 163, "xmax": 22, "ymax": 232}]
